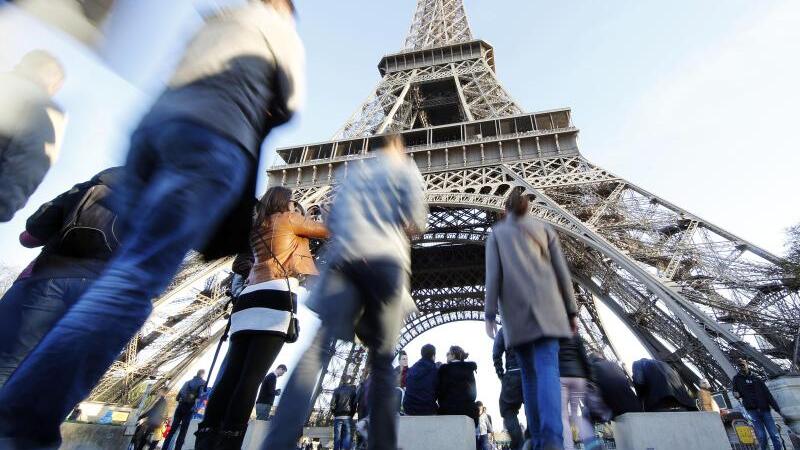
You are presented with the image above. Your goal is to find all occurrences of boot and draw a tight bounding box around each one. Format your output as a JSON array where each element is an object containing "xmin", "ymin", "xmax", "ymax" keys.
[
  {"xmin": 194, "ymin": 427, "xmax": 221, "ymax": 450},
  {"xmin": 218, "ymin": 427, "xmax": 248, "ymax": 450}
]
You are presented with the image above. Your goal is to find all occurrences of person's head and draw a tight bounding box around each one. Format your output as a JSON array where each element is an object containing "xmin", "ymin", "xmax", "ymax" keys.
[
  {"xmin": 257, "ymin": 186, "xmax": 293, "ymax": 221},
  {"xmin": 421, "ymin": 344, "xmax": 436, "ymax": 362},
  {"xmin": 476, "ymin": 401, "xmax": 484, "ymax": 413},
  {"xmin": 262, "ymin": 0, "xmax": 296, "ymax": 20},
  {"xmin": 380, "ymin": 134, "xmax": 407, "ymax": 160},
  {"xmin": 196, "ymin": 369, "xmax": 206, "ymax": 380},
  {"xmin": 699, "ymin": 379, "xmax": 711, "ymax": 390},
  {"xmin": 447, "ymin": 345, "xmax": 468, "ymax": 362},
  {"xmin": 736, "ymin": 359, "xmax": 750, "ymax": 374},
  {"xmin": 504, "ymin": 186, "xmax": 529, "ymax": 218},
  {"xmin": 398, "ymin": 350, "xmax": 408, "ymax": 368},
  {"xmin": 276, "ymin": 364, "xmax": 288, "ymax": 377},
  {"xmin": 14, "ymin": 50, "xmax": 65, "ymax": 96}
]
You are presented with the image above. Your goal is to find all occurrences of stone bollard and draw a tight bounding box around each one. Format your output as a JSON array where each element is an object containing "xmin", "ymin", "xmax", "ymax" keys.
[{"xmin": 766, "ymin": 375, "xmax": 800, "ymax": 434}]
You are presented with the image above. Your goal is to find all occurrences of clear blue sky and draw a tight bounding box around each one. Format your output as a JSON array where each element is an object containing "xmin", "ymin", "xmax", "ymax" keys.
[{"xmin": 2, "ymin": 0, "xmax": 799, "ymax": 423}]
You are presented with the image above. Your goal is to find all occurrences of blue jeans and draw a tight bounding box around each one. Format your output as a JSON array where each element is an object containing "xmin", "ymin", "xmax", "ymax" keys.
[
  {"xmin": 515, "ymin": 338, "xmax": 562, "ymax": 450},
  {"xmin": 748, "ymin": 409, "xmax": 782, "ymax": 450},
  {"xmin": 0, "ymin": 277, "xmax": 91, "ymax": 389},
  {"xmin": 333, "ymin": 418, "xmax": 354, "ymax": 450},
  {"xmin": 0, "ymin": 121, "xmax": 250, "ymax": 446}
]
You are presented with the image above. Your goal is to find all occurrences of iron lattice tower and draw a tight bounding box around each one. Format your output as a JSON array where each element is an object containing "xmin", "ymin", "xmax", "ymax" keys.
[{"xmin": 90, "ymin": 0, "xmax": 799, "ymax": 417}]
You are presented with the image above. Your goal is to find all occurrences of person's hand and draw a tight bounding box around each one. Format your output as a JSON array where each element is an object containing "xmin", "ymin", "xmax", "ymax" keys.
[{"xmin": 485, "ymin": 319, "xmax": 497, "ymax": 339}]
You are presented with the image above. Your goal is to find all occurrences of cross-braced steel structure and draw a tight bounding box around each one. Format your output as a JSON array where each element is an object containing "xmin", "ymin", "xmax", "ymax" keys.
[{"xmin": 90, "ymin": 0, "xmax": 798, "ymax": 419}]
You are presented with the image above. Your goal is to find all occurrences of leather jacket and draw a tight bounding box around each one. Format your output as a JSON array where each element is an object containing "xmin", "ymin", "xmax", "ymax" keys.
[
  {"xmin": 330, "ymin": 384, "xmax": 358, "ymax": 417},
  {"xmin": 250, "ymin": 211, "xmax": 329, "ymax": 284}
]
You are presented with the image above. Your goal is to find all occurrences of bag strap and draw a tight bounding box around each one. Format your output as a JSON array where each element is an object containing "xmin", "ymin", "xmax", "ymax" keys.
[{"xmin": 255, "ymin": 223, "xmax": 294, "ymax": 303}]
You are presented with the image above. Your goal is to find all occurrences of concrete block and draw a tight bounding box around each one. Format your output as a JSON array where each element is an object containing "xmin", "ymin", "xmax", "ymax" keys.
[
  {"xmin": 60, "ymin": 422, "xmax": 129, "ymax": 450},
  {"xmin": 767, "ymin": 376, "xmax": 800, "ymax": 434},
  {"xmin": 613, "ymin": 412, "xmax": 730, "ymax": 450},
  {"xmin": 398, "ymin": 415, "xmax": 475, "ymax": 450}
]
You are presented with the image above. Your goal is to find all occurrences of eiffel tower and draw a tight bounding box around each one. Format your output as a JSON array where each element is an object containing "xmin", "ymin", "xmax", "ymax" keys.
[{"xmin": 89, "ymin": 0, "xmax": 798, "ymax": 421}]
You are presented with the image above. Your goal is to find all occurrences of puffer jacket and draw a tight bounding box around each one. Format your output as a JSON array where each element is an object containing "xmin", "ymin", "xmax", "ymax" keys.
[
  {"xmin": 437, "ymin": 361, "xmax": 479, "ymax": 423},
  {"xmin": 250, "ymin": 211, "xmax": 328, "ymax": 283}
]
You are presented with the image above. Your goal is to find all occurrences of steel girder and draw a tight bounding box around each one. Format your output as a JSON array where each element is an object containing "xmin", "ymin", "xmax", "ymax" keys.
[{"xmin": 404, "ymin": 0, "xmax": 474, "ymax": 51}]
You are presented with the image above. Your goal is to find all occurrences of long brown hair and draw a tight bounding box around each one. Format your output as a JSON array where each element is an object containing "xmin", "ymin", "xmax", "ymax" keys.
[
  {"xmin": 504, "ymin": 186, "xmax": 529, "ymax": 217},
  {"xmin": 256, "ymin": 186, "xmax": 292, "ymax": 224}
]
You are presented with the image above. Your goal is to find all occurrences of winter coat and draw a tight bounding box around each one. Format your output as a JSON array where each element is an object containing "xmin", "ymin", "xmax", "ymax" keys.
[
  {"xmin": 632, "ymin": 359, "xmax": 696, "ymax": 411},
  {"xmin": 0, "ymin": 72, "xmax": 65, "ymax": 222},
  {"xmin": 256, "ymin": 372, "xmax": 278, "ymax": 405},
  {"xmin": 250, "ymin": 211, "xmax": 328, "ymax": 283},
  {"xmin": 732, "ymin": 372, "xmax": 781, "ymax": 413},
  {"xmin": 590, "ymin": 357, "xmax": 641, "ymax": 418},
  {"xmin": 403, "ymin": 358, "xmax": 438, "ymax": 415},
  {"xmin": 177, "ymin": 376, "xmax": 205, "ymax": 406},
  {"xmin": 558, "ymin": 335, "xmax": 592, "ymax": 379},
  {"xmin": 139, "ymin": 396, "xmax": 168, "ymax": 428},
  {"xmin": 484, "ymin": 215, "xmax": 577, "ymax": 348},
  {"xmin": 436, "ymin": 361, "xmax": 479, "ymax": 423},
  {"xmin": 330, "ymin": 384, "xmax": 358, "ymax": 417},
  {"xmin": 492, "ymin": 328, "xmax": 519, "ymax": 377}
]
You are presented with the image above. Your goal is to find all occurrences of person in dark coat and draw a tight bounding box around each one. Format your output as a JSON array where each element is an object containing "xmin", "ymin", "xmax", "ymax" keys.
[
  {"xmin": 732, "ymin": 359, "xmax": 784, "ymax": 450},
  {"xmin": 558, "ymin": 335, "xmax": 596, "ymax": 450},
  {"xmin": 632, "ymin": 358, "xmax": 695, "ymax": 412},
  {"xmin": 587, "ymin": 354, "xmax": 641, "ymax": 418},
  {"xmin": 0, "ymin": 50, "xmax": 66, "ymax": 222},
  {"xmin": 0, "ymin": 167, "xmax": 122, "ymax": 389},
  {"xmin": 436, "ymin": 346, "xmax": 479, "ymax": 424},
  {"xmin": 163, "ymin": 370, "xmax": 206, "ymax": 450},
  {"xmin": 493, "ymin": 328, "xmax": 523, "ymax": 450},
  {"xmin": 331, "ymin": 377, "xmax": 358, "ymax": 450},
  {"xmin": 132, "ymin": 386, "xmax": 170, "ymax": 450},
  {"xmin": 255, "ymin": 364, "xmax": 287, "ymax": 420},
  {"xmin": 403, "ymin": 344, "xmax": 438, "ymax": 416}
]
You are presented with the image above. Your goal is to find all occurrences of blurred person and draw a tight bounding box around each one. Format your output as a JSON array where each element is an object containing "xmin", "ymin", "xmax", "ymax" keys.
[
  {"xmin": 732, "ymin": 359, "xmax": 784, "ymax": 450},
  {"xmin": 558, "ymin": 335, "xmax": 597, "ymax": 450},
  {"xmin": 586, "ymin": 354, "xmax": 640, "ymax": 419},
  {"xmin": 0, "ymin": 167, "xmax": 121, "ymax": 388},
  {"xmin": 697, "ymin": 379, "xmax": 719, "ymax": 413},
  {"xmin": 261, "ymin": 135, "xmax": 428, "ymax": 450},
  {"xmin": 476, "ymin": 402, "xmax": 494, "ymax": 450},
  {"xmin": 197, "ymin": 186, "xmax": 327, "ymax": 449},
  {"xmin": 256, "ymin": 364, "xmax": 287, "ymax": 421},
  {"xmin": 355, "ymin": 371, "xmax": 371, "ymax": 450},
  {"xmin": 437, "ymin": 345, "xmax": 479, "ymax": 424},
  {"xmin": 131, "ymin": 386, "xmax": 170, "ymax": 450},
  {"xmin": 229, "ymin": 250, "xmax": 254, "ymax": 298},
  {"xmin": 331, "ymin": 377, "xmax": 358, "ymax": 450},
  {"xmin": 0, "ymin": 0, "xmax": 303, "ymax": 447},
  {"xmin": 163, "ymin": 370, "xmax": 206, "ymax": 450},
  {"xmin": 9, "ymin": 0, "xmax": 115, "ymax": 45},
  {"xmin": 403, "ymin": 344, "xmax": 438, "ymax": 416},
  {"xmin": 493, "ymin": 328, "xmax": 523, "ymax": 450},
  {"xmin": 631, "ymin": 358, "xmax": 695, "ymax": 412},
  {"xmin": 394, "ymin": 350, "xmax": 409, "ymax": 412},
  {"xmin": 0, "ymin": 50, "xmax": 66, "ymax": 222},
  {"xmin": 484, "ymin": 186, "xmax": 578, "ymax": 450}
]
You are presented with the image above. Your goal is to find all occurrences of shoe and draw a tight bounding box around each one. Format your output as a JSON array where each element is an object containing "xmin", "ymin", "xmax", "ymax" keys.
[
  {"xmin": 194, "ymin": 427, "xmax": 221, "ymax": 450},
  {"xmin": 218, "ymin": 427, "xmax": 247, "ymax": 450}
]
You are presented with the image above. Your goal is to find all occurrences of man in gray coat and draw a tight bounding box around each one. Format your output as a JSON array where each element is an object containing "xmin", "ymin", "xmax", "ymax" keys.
[{"xmin": 484, "ymin": 187, "xmax": 577, "ymax": 450}]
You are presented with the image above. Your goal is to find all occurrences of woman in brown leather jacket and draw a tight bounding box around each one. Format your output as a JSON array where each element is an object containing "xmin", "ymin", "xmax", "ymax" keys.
[{"xmin": 197, "ymin": 186, "xmax": 328, "ymax": 449}]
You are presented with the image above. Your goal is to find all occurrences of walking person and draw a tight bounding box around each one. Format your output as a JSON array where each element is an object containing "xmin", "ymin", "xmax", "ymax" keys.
[
  {"xmin": 0, "ymin": 50, "xmax": 66, "ymax": 222},
  {"xmin": 131, "ymin": 386, "xmax": 170, "ymax": 450},
  {"xmin": 331, "ymin": 377, "xmax": 358, "ymax": 450},
  {"xmin": 256, "ymin": 364, "xmax": 287, "ymax": 421},
  {"xmin": 0, "ymin": 1, "xmax": 304, "ymax": 447},
  {"xmin": 403, "ymin": 344, "xmax": 439, "ymax": 416},
  {"xmin": 163, "ymin": 370, "xmax": 206, "ymax": 450},
  {"xmin": 732, "ymin": 359, "xmax": 785, "ymax": 450},
  {"xmin": 437, "ymin": 345, "xmax": 479, "ymax": 424},
  {"xmin": 0, "ymin": 167, "xmax": 122, "ymax": 388},
  {"xmin": 493, "ymin": 328, "xmax": 524, "ymax": 450},
  {"xmin": 260, "ymin": 135, "xmax": 428, "ymax": 450},
  {"xmin": 558, "ymin": 334, "xmax": 598, "ymax": 450},
  {"xmin": 197, "ymin": 186, "xmax": 328, "ymax": 449},
  {"xmin": 476, "ymin": 402, "xmax": 494, "ymax": 450},
  {"xmin": 484, "ymin": 186, "xmax": 579, "ymax": 450}
]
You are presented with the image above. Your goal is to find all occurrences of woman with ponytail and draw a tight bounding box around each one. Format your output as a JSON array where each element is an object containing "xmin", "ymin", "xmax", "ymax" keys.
[{"xmin": 484, "ymin": 187, "xmax": 578, "ymax": 450}]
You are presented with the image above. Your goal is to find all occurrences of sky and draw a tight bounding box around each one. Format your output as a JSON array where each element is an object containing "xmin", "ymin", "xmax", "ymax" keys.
[{"xmin": 1, "ymin": 0, "xmax": 800, "ymax": 426}]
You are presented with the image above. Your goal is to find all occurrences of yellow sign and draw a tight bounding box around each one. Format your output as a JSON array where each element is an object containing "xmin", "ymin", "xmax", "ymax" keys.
[{"xmin": 111, "ymin": 411, "xmax": 130, "ymax": 423}]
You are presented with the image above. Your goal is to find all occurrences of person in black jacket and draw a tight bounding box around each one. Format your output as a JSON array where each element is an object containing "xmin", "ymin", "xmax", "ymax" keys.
[
  {"xmin": 632, "ymin": 358, "xmax": 695, "ymax": 412},
  {"xmin": 732, "ymin": 359, "xmax": 784, "ymax": 450},
  {"xmin": 437, "ymin": 346, "xmax": 479, "ymax": 425},
  {"xmin": 132, "ymin": 386, "xmax": 169, "ymax": 450},
  {"xmin": 0, "ymin": 167, "xmax": 122, "ymax": 389},
  {"xmin": 403, "ymin": 344, "xmax": 438, "ymax": 416},
  {"xmin": 558, "ymin": 335, "xmax": 597, "ymax": 450},
  {"xmin": 493, "ymin": 329, "xmax": 523, "ymax": 450},
  {"xmin": 255, "ymin": 364, "xmax": 287, "ymax": 420},
  {"xmin": 587, "ymin": 354, "xmax": 641, "ymax": 419},
  {"xmin": 331, "ymin": 377, "xmax": 358, "ymax": 450},
  {"xmin": 163, "ymin": 370, "xmax": 206, "ymax": 450}
]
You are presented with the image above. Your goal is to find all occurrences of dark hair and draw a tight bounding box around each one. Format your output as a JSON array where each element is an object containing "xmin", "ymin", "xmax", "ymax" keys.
[
  {"xmin": 475, "ymin": 401, "xmax": 483, "ymax": 408},
  {"xmin": 421, "ymin": 344, "xmax": 436, "ymax": 361},
  {"xmin": 277, "ymin": 364, "xmax": 288, "ymax": 371},
  {"xmin": 197, "ymin": 369, "xmax": 206, "ymax": 377},
  {"xmin": 257, "ymin": 186, "xmax": 293, "ymax": 223},
  {"xmin": 504, "ymin": 186, "xmax": 529, "ymax": 217},
  {"xmin": 449, "ymin": 345, "xmax": 468, "ymax": 361}
]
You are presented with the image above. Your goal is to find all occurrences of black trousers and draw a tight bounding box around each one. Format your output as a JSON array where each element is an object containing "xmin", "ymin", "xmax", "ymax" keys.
[
  {"xmin": 200, "ymin": 333, "xmax": 284, "ymax": 431},
  {"xmin": 499, "ymin": 371, "xmax": 524, "ymax": 450}
]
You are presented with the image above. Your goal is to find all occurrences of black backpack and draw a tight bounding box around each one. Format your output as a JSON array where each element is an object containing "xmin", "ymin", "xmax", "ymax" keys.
[{"xmin": 56, "ymin": 183, "xmax": 119, "ymax": 260}]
